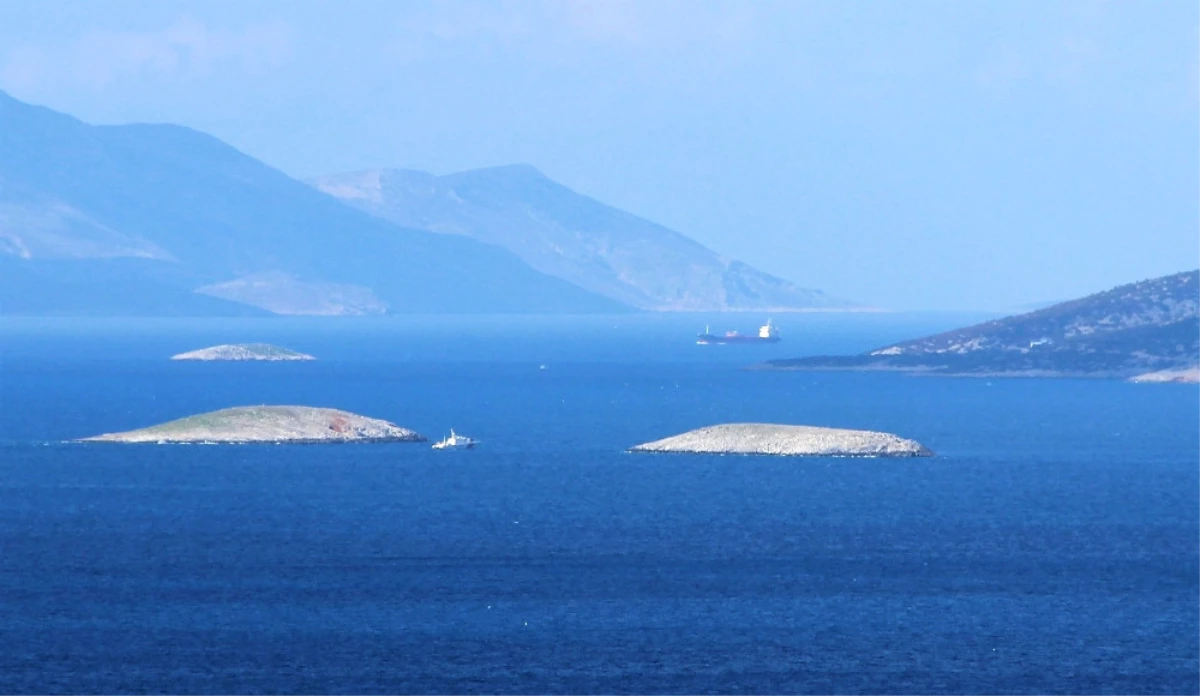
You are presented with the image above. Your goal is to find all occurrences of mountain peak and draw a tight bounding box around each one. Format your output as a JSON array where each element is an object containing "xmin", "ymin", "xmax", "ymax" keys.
[{"xmin": 472, "ymin": 163, "xmax": 547, "ymax": 178}]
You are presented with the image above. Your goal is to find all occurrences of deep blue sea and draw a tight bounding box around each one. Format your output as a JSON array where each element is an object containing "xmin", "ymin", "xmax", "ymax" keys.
[{"xmin": 1, "ymin": 313, "xmax": 1197, "ymax": 694}]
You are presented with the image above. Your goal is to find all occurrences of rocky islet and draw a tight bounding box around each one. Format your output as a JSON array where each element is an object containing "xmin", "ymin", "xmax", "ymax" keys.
[
  {"xmin": 170, "ymin": 343, "xmax": 316, "ymax": 361},
  {"xmin": 80, "ymin": 406, "xmax": 425, "ymax": 444},
  {"xmin": 629, "ymin": 423, "xmax": 932, "ymax": 458}
]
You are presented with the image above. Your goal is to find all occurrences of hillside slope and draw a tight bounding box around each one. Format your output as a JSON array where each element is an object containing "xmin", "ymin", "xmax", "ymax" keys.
[
  {"xmin": 764, "ymin": 271, "xmax": 1200, "ymax": 379},
  {"xmin": 310, "ymin": 166, "xmax": 854, "ymax": 311}
]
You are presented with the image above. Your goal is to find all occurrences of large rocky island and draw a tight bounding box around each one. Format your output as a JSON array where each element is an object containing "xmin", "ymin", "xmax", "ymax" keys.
[
  {"xmin": 762, "ymin": 270, "xmax": 1199, "ymax": 381},
  {"xmin": 170, "ymin": 343, "xmax": 316, "ymax": 361},
  {"xmin": 80, "ymin": 406, "xmax": 425, "ymax": 444},
  {"xmin": 629, "ymin": 423, "xmax": 932, "ymax": 457}
]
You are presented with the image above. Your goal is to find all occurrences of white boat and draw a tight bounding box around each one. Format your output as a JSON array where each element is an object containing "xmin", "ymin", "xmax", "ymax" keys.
[{"xmin": 432, "ymin": 429, "xmax": 479, "ymax": 450}]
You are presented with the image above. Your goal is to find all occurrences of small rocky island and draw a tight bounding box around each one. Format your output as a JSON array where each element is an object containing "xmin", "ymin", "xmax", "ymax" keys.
[
  {"xmin": 630, "ymin": 423, "xmax": 932, "ymax": 457},
  {"xmin": 80, "ymin": 406, "xmax": 425, "ymax": 444},
  {"xmin": 170, "ymin": 343, "xmax": 316, "ymax": 361}
]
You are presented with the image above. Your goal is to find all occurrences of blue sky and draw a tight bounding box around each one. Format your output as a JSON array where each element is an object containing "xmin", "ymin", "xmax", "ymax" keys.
[{"xmin": 1, "ymin": 0, "xmax": 1196, "ymax": 310}]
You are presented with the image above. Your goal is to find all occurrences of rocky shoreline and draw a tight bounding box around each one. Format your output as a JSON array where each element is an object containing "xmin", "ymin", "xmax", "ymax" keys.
[
  {"xmin": 80, "ymin": 406, "xmax": 424, "ymax": 444},
  {"xmin": 629, "ymin": 423, "xmax": 932, "ymax": 458}
]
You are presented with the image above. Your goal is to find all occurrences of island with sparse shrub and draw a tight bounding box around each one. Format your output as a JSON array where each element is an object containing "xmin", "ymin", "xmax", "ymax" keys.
[{"xmin": 79, "ymin": 406, "xmax": 424, "ymax": 444}]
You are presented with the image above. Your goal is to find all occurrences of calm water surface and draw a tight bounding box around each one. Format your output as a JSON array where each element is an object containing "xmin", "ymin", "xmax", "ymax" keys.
[{"xmin": 1, "ymin": 314, "xmax": 1196, "ymax": 694}]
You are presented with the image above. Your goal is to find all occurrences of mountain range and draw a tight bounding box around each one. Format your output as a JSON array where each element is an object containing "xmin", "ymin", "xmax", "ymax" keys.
[
  {"xmin": 764, "ymin": 270, "xmax": 1200, "ymax": 380},
  {"xmin": 309, "ymin": 167, "xmax": 852, "ymax": 312},
  {"xmin": 0, "ymin": 91, "xmax": 629, "ymax": 315},
  {"xmin": 0, "ymin": 91, "xmax": 847, "ymax": 316}
]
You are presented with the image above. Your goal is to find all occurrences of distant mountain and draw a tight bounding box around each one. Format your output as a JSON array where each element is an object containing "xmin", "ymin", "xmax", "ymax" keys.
[
  {"xmin": 309, "ymin": 166, "xmax": 855, "ymax": 311},
  {"xmin": 763, "ymin": 271, "xmax": 1200, "ymax": 380},
  {"xmin": 0, "ymin": 92, "xmax": 623, "ymax": 315}
]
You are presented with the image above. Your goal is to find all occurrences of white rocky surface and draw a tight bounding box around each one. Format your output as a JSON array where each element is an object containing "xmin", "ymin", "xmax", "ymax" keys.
[
  {"xmin": 81, "ymin": 406, "xmax": 424, "ymax": 444},
  {"xmin": 170, "ymin": 343, "xmax": 316, "ymax": 361},
  {"xmin": 630, "ymin": 423, "xmax": 932, "ymax": 457},
  {"xmin": 1129, "ymin": 366, "xmax": 1200, "ymax": 384}
]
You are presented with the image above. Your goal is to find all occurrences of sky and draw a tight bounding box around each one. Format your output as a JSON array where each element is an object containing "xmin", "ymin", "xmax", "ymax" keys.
[{"xmin": 1, "ymin": 0, "xmax": 1196, "ymax": 310}]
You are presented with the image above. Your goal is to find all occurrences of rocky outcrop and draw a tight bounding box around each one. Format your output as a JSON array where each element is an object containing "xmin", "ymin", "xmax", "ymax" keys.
[
  {"xmin": 629, "ymin": 423, "xmax": 931, "ymax": 457},
  {"xmin": 170, "ymin": 343, "xmax": 316, "ymax": 361},
  {"xmin": 1129, "ymin": 366, "xmax": 1200, "ymax": 384},
  {"xmin": 80, "ymin": 406, "xmax": 425, "ymax": 444}
]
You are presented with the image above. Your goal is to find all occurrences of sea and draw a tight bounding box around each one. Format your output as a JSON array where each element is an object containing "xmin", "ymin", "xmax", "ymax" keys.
[{"xmin": 1, "ymin": 313, "xmax": 1197, "ymax": 695}]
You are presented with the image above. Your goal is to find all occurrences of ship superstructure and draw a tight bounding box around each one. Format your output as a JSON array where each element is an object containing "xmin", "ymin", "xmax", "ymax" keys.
[{"xmin": 697, "ymin": 319, "xmax": 781, "ymax": 345}]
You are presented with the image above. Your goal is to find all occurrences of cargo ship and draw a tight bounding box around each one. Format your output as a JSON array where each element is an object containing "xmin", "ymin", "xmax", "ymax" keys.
[{"xmin": 697, "ymin": 319, "xmax": 781, "ymax": 345}]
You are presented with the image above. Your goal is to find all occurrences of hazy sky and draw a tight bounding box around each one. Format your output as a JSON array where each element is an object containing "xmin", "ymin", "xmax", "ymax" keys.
[{"xmin": 2, "ymin": 0, "xmax": 1196, "ymax": 310}]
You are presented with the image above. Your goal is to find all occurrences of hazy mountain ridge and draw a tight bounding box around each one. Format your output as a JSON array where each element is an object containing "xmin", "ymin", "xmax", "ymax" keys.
[
  {"xmin": 0, "ymin": 179, "xmax": 175, "ymax": 262},
  {"xmin": 0, "ymin": 92, "xmax": 623, "ymax": 315},
  {"xmin": 309, "ymin": 166, "xmax": 855, "ymax": 311},
  {"xmin": 764, "ymin": 271, "xmax": 1200, "ymax": 379}
]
